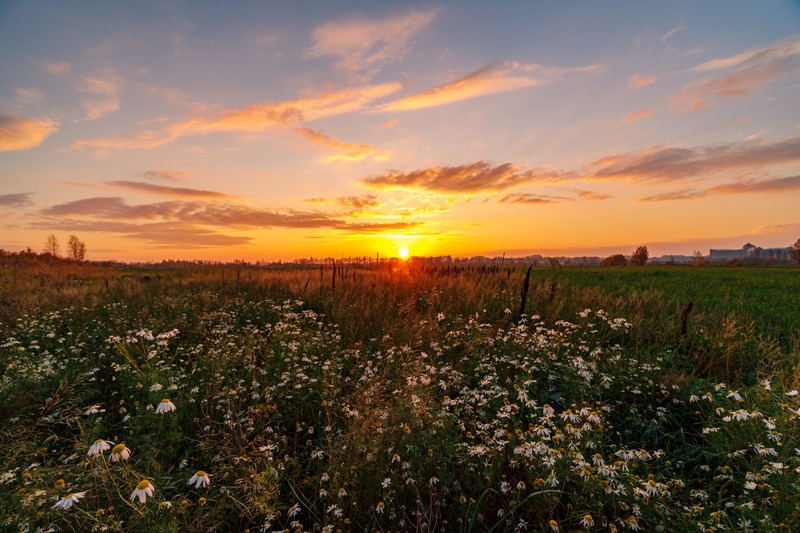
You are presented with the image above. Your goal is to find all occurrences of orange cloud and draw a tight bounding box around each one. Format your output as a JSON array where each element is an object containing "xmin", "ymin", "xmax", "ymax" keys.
[
  {"xmin": 362, "ymin": 162, "xmax": 571, "ymax": 193},
  {"xmin": 624, "ymin": 107, "xmax": 655, "ymax": 123},
  {"xmin": 294, "ymin": 128, "xmax": 388, "ymax": 162},
  {"xmin": 639, "ymin": 175, "xmax": 800, "ymax": 202},
  {"xmin": 39, "ymin": 197, "xmax": 422, "ymax": 236},
  {"xmin": 588, "ymin": 136, "xmax": 800, "ymax": 182},
  {"xmin": 0, "ymin": 115, "xmax": 58, "ymax": 151},
  {"xmin": 73, "ymin": 82, "xmax": 402, "ymax": 150},
  {"xmin": 105, "ymin": 181, "xmax": 235, "ymax": 199},
  {"xmin": 672, "ymin": 35, "xmax": 800, "ymax": 113},
  {"xmin": 628, "ymin": 74, "xmax": 656, "ymax": 90},
  {"xmin": 305, "ymin": 9, "xmax": 438, "ymax": 72},
  {"xmin": 305, "ymin": 194, "xmax": 383, "ymax": 211},
  {"xmin": 499, "ymin": 193, "xmax": 573, "ymax": 204},
  {"xmin": 381, "ymin": 61, "xmax": 601, "ymax": 111}
]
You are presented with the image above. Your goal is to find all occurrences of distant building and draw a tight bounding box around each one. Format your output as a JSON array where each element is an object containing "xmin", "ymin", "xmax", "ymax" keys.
[{"xmin": 709, "ymin": 243, "xmax": 791, "ymax": 262}]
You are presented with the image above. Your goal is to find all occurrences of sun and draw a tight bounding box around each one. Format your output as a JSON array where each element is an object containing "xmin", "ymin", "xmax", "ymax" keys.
[{"xmin": 398, "ymin": 245, "xmax": 410, "ymax": 260}]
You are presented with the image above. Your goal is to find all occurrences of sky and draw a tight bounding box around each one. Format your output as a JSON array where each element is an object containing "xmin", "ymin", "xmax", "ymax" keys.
[{"xmin": 1, "ymin": 1, "xmax": 799, "ymax": 261}]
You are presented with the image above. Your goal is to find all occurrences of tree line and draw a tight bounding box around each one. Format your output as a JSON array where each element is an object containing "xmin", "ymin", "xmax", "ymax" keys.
[{"xmin": 43, "ymin": 234, "xmax": 87, "ymax": 261}]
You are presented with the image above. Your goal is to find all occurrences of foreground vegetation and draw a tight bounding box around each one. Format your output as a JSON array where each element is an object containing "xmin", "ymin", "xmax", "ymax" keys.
[{"xmin": 1, "ymin": 255, "xmax": 798, "ymax": 531}]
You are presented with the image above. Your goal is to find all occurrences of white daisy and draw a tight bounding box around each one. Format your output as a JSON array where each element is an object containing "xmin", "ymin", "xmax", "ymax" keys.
[
  {"xmin": 155, "ymin": 399, "xmax": 176, "ymax": 414},
  {"xmin": 87, "ymin": 439, "xmax": 113, "ymax": 457},
  {"xmin": 130, "ymin": 480, "xmax": 155, "ymax": 503},
  {"xmin": 109, "ymin": 443, "xmax": 131, "ymax": 462},
  {"xmin": 187, "ymin": 470, "xmax": 211, "ymax": 488},
  {"xmin": 51, "ymin": 491, "xmax": 86, "ymax": 510}
]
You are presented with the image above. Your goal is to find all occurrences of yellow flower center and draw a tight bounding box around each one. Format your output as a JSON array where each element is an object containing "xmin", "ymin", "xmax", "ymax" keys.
[
  {"xmin": 111, "ymin": 443, "xmax": 126, "ymax": 454},
  {"xmin": 136, "ymin": 480, "xmax": 150, "ymax": 490},
  {"xmin": 196, "ymin": 470, "xmax": 206, "ymax": 477},
  {"xmin": 94, "ymin": 439, "xmax": 104, "ymax": 444},
  {"xmin": 161, "ymin": 399, "xmax": 171, "ymax": 403}
]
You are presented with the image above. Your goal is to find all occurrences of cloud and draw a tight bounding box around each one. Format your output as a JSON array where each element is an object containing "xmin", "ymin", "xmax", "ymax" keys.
[
  {"xmin": 15, "ymin": 87, "xmax": 43, "ymax": 104},
  {"xmin": 672, "ymin": 35, "xmax": 800, "ymax": 112},
  {"xmin": 639, "ymin": 175, "xmax": 800, "ymax": 202},
  {"xmin": 0, "ymin": 115, "xmax": 58, "ymax": 151},
  {"xmin": 305, "ymin": 194, "xmax": 383, "ymax": 211},
  {"xmin": 628, "ymin": 74, "xmax": 656, "ymax": 90},
  {"xmin": 294, "ymin": 128, "xmax": 388, "ymax": 162},
  {"xmin": 661, "ymin": 26, "xmax": 684, "ymax": 44},
  {"xmin": 41, "ymin": 60, "xmax": 72, "ymax": 75},
  {"xmin": 105, "ymin": 181, "xmax": 234, "ymax": 199},
  {"xmin": 624, "ymin": 107, "xmax": 655, "ymax": 123},
  {"xmin": 80, "ymin": 68, "xmax": 122, "ymax": 120},
  {"xmin": 305, "ymin": 9, "xmax": 438, "ymax": 72},
  {"xmin": 72, "ymin": 82, "xmax": 402, "ymax": 150},
  {"xmin": 499, "ymin": 193, "xmax": 573, "ymax": 204},
  {"xmin": 362, "ymin": 161, "xmax": 571, "ymax": 194},
  {"xmin": 0, "ymin": 193, "xmax": 33, "ymax": 208},
  {"xmin": 39, "ymin": 196, "xmax": 421, "ymax": 235},
  {"xmin": 381, "ymin": 61, "xmax": 601, "ymax": 111},
  {"xmin": 142, "ymin": 170, "xmax": 188, "ymax": 182},
  {"xmin": 574, "ymin": 189, "xmax": 613, "ymax": 200},
  {"xmin": 588, "ymin": 136, "xmax": 800, "ymax": 182}
]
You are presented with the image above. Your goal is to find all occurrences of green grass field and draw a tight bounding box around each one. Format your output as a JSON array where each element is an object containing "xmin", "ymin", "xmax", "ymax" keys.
[{"xmin": 1, "ymin": 255, "xmax": 798, "ymax": 531}]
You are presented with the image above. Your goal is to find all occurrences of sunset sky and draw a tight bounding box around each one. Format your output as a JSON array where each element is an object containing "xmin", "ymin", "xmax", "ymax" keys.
[{"xmin": 1, "ymin": 2, "xmax": 799, "ymax": 261}]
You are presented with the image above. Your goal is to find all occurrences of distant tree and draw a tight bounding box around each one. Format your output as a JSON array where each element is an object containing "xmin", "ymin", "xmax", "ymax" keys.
[
  {"xmin": 631, "ymin": 245, "xmax": 649, "ymax": 266},
  {"xmin": 791, "ymin": 238, "xmax": 800, "ymax": 264},
  {"xmin": 601, "ymin": 254, "xmax": 627, "ymax": 266},
  {"xmin": 44, "ymin": 234, "xmax": 60, "ymax": 257},
  {"xmin": 67, "ymin": 235, "xmax": 87, "ymax": 261}
]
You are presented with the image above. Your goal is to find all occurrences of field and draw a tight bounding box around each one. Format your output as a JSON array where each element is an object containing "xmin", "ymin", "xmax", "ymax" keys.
[{"xmin": 1, "ymin": 255, "xmax": 799, "ymax": 532}]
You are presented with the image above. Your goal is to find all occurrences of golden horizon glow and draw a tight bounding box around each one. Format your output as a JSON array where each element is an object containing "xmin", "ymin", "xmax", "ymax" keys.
[{"xmin": 398, "ymin": 245, "xmax": 410, "ymax": 259}]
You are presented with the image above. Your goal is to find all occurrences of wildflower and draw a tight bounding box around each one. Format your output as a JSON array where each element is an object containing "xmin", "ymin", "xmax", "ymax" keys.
[
  {"xmin": 549, "ymin": 519, "xmax": 560, "ymax": 532},
  {"xmin": 155, "ymin": 399, "xmax": 176, "ymax": 414},
  {"xmin": 338, "ymin": 487, "xmax": 347, "ymax": 497},
  {"xmin": 288, "ymin": 503, "xmax": 301, "ymax": 517},
  {"xmin": 188, "ymin": 470, "xmax": 211, "ymax": 488},
  {"xmin": 87, "ymin": 439, "xmax": 113, "ymax": 457},
  {"xmin": 51, "ymin": 491, "xmax": 86, "ymax": 510},
  {"xmin": 130, "ymin": 480, "xmax": 155, "ymax": 503},
  {"xmin": 580, "ymin": 514, "xmax": 595, "ymax": 527},
  {"xmin": 376, "ymin": 501, "xmax": 385, "ymax": 514},
  {"xmin": 159, "ymin": 501, "xmax": 172, "ymax": 509},
  {"xmin": 109, "ymin": 443, "xmax": 131, "ymax": 462}
]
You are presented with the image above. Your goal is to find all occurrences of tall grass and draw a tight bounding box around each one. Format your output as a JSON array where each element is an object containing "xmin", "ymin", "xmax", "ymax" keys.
[{"xmin": 0, "ymin": 256, "xmax": 798, "ymax": 531}]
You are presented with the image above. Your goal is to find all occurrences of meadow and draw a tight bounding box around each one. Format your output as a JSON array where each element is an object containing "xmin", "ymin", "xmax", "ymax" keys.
[{"xmin": 1, "ymin": 253, "xmax": 798, "ymax": 532}]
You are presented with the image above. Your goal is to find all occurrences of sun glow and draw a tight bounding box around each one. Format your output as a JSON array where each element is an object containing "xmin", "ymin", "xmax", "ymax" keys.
[{"xmin": 398, "ymin": 245, "xmax": 410, "ymax": 259}]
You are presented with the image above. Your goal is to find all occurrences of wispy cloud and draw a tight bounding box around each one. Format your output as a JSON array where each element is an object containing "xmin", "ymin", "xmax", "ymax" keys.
[
  {"xmin": 294, "ymin": 128, "xmax": 389, "ymax": 162},
  {"xmin": 639, "ymin": 175, "xmax": 800, "ymax": 202},
  {"xmin": 41, "ymin": 60, "xmax": 72, "ymax": 75},
  {"xmin": 661, "ymin": 26, "xmax": 684, "ymax": 44},
  {"xmin": 142, "ymin": 170, "xmax": 188, "ymax": 182},
  {"xmin": 499, "ymin": 193, "xmax": 573, "ymax": 204},
  {"xmin": 587, "ymin": 136, "xmax": 800, "ymax": 182},
  {"xmin": 672, "ymin": 34, "xmax": 800, "ymax": 112},
  {"xmin": 14, "ymin": 87, "xmax": 43, "ymax": 104},
  {"xmin": 0, "ymin": 193, "xmax": 34, "ymax": 208},
  {"xmin": 362, "ymin": 161, "xmax": 571, "ymax": 194},
  {"xmin": 105, "ymin": 181, "xmax": 234, "ymax": 199},
  {"xmin": 0, "ymin": 115, "xmax": 58, "ymax": 151},
  {"xmin": 80, "ymin": 68, "xmax": 122, "ymax": 120},
  {"xmin": 628, "ymin": 74, "xmax": 656, "ymax": 90},
  {"xmin": 305, "ymin": 9, "xmax": 438, "ymax": 73},
  {"xmin": 624, "ymin": 107, "xmax": 655, "ymax": 123},
  {"xmin": 73, "ymin": 82, "xmax": 402, "ymax": 150},
  {"xmin": 381, "ymin": 61, "xmax": 601, "ymax": 111}
]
